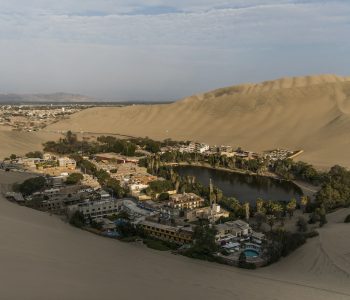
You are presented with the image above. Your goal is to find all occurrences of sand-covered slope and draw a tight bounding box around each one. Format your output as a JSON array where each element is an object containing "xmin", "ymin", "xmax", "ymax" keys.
[
  {"xmin": 0, "ymin": 170, "xmax": 349, "ymax": 300},
  {"xmin": 0, "ymin": 130, "xmax": 60, "ymax": 159},
  {"xmin": 47, "ymin": 74, "xmax": 350, "ymax": 168}
]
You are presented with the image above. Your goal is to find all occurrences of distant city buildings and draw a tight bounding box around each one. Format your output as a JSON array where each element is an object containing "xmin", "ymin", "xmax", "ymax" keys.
[{"xmin": 0, "ymin": 104, "xmax": 87, "ymax": 132}]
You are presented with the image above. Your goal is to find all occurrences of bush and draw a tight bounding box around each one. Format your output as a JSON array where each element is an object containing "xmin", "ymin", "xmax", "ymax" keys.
[
  {"xmin": 18, "ymin": 176, "xmax": 46, "ymax": 196},
  {"xmin": 143, "ymin": 239, "xmax": 171, "ymax": 251},
  {"xmin": 304, "ymin": 230, "xmax": 319, "ymax": 238},
  {"xmin": 242, "ymin": 262, "xmax": 257, "ymax": 269},
  {"xmin": 345, "ymin": 215, "xmax": 350, "ymax": 223},
  {"xmin": 183, "ymin": 225, "xmax": 217, "ymax": 261},
  {"xmin": 296, "ymin": 216, "xmax": 308, "ymax": 232},
  {"xmin": 25, "ymin": 151, "xmax": 43, "ymax": 159},
  {"xmin": 267, "ymin": 230, "xmax": 306, "ymax": 264},
  {"xmin": 66, "ymin": 173, "xmax": 84, "ymax": 185},
  {"xmin": 69, "ymin": 211, "xmax": 85, "ymax": 228},
  {"xmin": 148, "ymin": 180, "xmax": 174, "ymax": 194},
  {"xmin": 158, "ymin": 192, "xmax": 169, "ymax": 201},
  {"xmin": 238, "ymin": 252, "xmax": 257, "ymax": 269}
]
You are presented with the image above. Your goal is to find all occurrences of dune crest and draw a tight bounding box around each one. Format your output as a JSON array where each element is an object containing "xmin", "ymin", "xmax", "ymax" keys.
[{"xmin": 188, "ymin": 74, "xmax": 350, "ymax": 100}]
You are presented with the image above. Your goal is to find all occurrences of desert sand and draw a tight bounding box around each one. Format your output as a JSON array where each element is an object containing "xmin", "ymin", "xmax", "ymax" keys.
[
  {"xmin": 0, "ymin": 170, "xmax": 349, "ymax": 300},
  {"xmin": 0, "ymin": 130, "xmax": 60, "ymax": 159},
  {"xmin": 45, "ymin": 74, "xmax": 350, "ymax": 168}
]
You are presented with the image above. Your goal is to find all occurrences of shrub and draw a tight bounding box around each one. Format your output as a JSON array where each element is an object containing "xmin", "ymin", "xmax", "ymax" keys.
[
  {"xmin": 18, "ymin": 176, "xmax": 46, "ymax": 196},
  {"xmin": 267, "ymin": 230, "xmax": 306, "ymax": 264},
  {"xmin": 25, "ymin": 151, "xmax": 43, "ymax": 159},
  {"xmin": 304, "ymin": 230, "xmax": 319, "ymax": 238},
  {"xmin": 69, "ymin": 211, "xmax": 85, "ymax": 228},
  {"xmin": 238, "ymin": 252, "xmax": 257, "ymax": 269},
  {"xmin": 158, "ymin": 192, "xmax": 170, "ymax": 201},
  {"xmin": 143, "ymin": 239, "xmax": 171, "ymax": 251},
  {"xmin": 66, "ymin": 173, "xmax": 84, "ymax": 185},
  {"xmin": 296, "ymin": 216, "xmax": 308, "ymax": 232},
  {"xmin": 345, "ymin": 215, "xmax": 350, "ymax": 223}
]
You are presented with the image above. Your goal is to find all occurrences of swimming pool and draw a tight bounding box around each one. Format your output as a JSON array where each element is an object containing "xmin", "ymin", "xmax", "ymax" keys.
[{"xmin": 244, "ymin": 249, "xmax": 259, "ymax": 257}]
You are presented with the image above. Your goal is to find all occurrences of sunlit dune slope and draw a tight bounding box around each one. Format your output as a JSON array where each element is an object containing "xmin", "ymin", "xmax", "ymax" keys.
[
  {"xmin": 0, "ymin": 130, "xmax": 60, "ymax": 159},
  {"xmin": 47, "ymin": 74, "xmax": 350, "ymax": 168}
]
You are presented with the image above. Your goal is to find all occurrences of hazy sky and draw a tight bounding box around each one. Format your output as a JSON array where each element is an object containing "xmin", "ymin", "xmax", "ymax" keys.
[{"xmin": 0, "ymin": 0, "xmax": 349, "ymax": 101}]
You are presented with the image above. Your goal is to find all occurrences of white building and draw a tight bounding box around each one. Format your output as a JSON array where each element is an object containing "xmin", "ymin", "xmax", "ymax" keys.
[
  {"xmin": 179, "ymin": 142, "xmax": 210, "ymax": 154},
  {"xmin": 71, "ymin": 198, "xmax": 121, "ymax": 220},
  {"xmin": 215, "ymin": 220, "xmax": 252, "ymax": 241},
  {"xmin": 196, "ymin": 143, "xmax": 210, "ymax": 153}
]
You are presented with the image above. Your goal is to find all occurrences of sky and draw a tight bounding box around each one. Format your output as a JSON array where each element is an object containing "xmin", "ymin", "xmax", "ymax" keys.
[{"xmin": 0, "ymin": 0, "xmax": 349, "ymax": 101}]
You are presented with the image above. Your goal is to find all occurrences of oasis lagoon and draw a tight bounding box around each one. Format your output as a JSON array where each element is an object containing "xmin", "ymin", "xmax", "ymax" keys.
[{"xmin": 175, "ymin": 166, "xmax": 302, "ymax": 204}]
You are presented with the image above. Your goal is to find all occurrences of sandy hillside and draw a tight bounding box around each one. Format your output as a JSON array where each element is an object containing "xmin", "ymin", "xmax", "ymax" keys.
[
  {"xmin": 47, "ymin": 74, "xmax": 350, "ymax": 168},
  {"xmin": 0, "ymin": 130, "xmax": 61, "ymax": 159},
  {"xmin": 0, "ymin": 170, "xmax": 349, "ymax": 300}
]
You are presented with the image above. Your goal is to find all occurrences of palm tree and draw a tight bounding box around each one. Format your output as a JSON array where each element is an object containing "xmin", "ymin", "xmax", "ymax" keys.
[
  {"xmin": 266, "ymin": 215, "xmax": 276, "ymax": 231},
  {"xmin": 256, "ymin": 198, "xmax": 265, "ymax": 214},
  {"xmin": 286, "ymin": 198, "xmax": 297, "ymax": 218},
  {"xmin": 244, "ymin": 202, "xmax": 250, "ymax": 221},
  {"xmin": 300, "ymin": 196, "xmax": 309, "ymax": 213}
]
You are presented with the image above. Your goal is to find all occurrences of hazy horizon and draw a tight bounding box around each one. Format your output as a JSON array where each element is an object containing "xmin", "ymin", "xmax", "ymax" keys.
[{"xmin": 1, "ymin": 0, "xmax": 350, "ymax": 101}]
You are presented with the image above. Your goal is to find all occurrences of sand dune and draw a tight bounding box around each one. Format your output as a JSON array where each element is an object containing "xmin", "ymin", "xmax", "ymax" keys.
[
  {"xmin": 0, "ymin": 130, "xmax": 60, "ymax": 159},
  {"xmin": 0, "ymin": 170, "xmax": 349, "ymax": 300},
  {"xmin": 47, "ymin": 74, "xmax": 350, "ymax": 168}
]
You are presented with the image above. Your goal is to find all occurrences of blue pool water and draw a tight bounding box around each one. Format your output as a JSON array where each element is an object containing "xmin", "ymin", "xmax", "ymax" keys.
[{"xmin": 244, "ymin": 250, "xmax": 259, "ymax": 257}]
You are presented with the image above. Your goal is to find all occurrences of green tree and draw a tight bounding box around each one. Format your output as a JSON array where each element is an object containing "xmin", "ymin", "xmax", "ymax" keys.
[
  {"xmin": 300, "ymin": 196, "xmax": 309, "ymax": 213},
  {"xmin": 266, "ymin": 215, "xmax": 276, "ymax": 231},
  {"xmin": 255, "ymin": 212, "xmax": 266, "ymax": 230},
  {"xmin": 18, "ymin": 176, "xmax": 46, "ymax": 196},
  {"xmin": 286, "ymin": 198, "xmax": 297, "ymax": 218},
  {"xmin": 65, "ymin": 173, "xmax": 84, "ymax": 185},
  {"xmin": 239, "ymin": 252, "xmax": 247, "ymax": 268},
  {"xmin": 296, "ymin": 216, "xmax": 307, "ymax": 232},
  {"xmin": 25, "ymin": 151, "xmax": 43, "ymax": 159},
  {"xmin": 158, "ymin": 192, "xmax": 170, "ymax": 201},
  {"xmin": 185, "ymin": 225, "xmax": 218, "ymax": 260},
  {"xmin": 69, "ymin": 211, "xmax": 85, "ymax": 228}
]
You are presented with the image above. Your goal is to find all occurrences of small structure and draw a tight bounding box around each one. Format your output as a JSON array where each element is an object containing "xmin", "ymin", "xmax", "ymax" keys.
[
  {"xmin": 222, "ymin": 242, "xmax": 240, "ymax": 252},
  {"xmin": 5, "ymin": 192, "xmax": 25, "ymax": 203},
  {"xmin": 215, "ymin": 220, "xmax": 252, "ymax": 241},
  {"xmin": 184, "ymin": 205, "xmax": 229, "ymax": 222}
]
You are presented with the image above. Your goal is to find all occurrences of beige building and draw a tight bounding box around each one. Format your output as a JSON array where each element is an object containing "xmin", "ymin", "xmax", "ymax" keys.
[
  {"xmin": 138, "ymin": 220, "xmax": 193, "ymax": 244},
  {"xmin": 168, "ymin": 193, "xmax": 205, "ymax": 210},
  {"xmin": 58, "ymin": 157, "xmax": 76, "ymax": 169}
]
